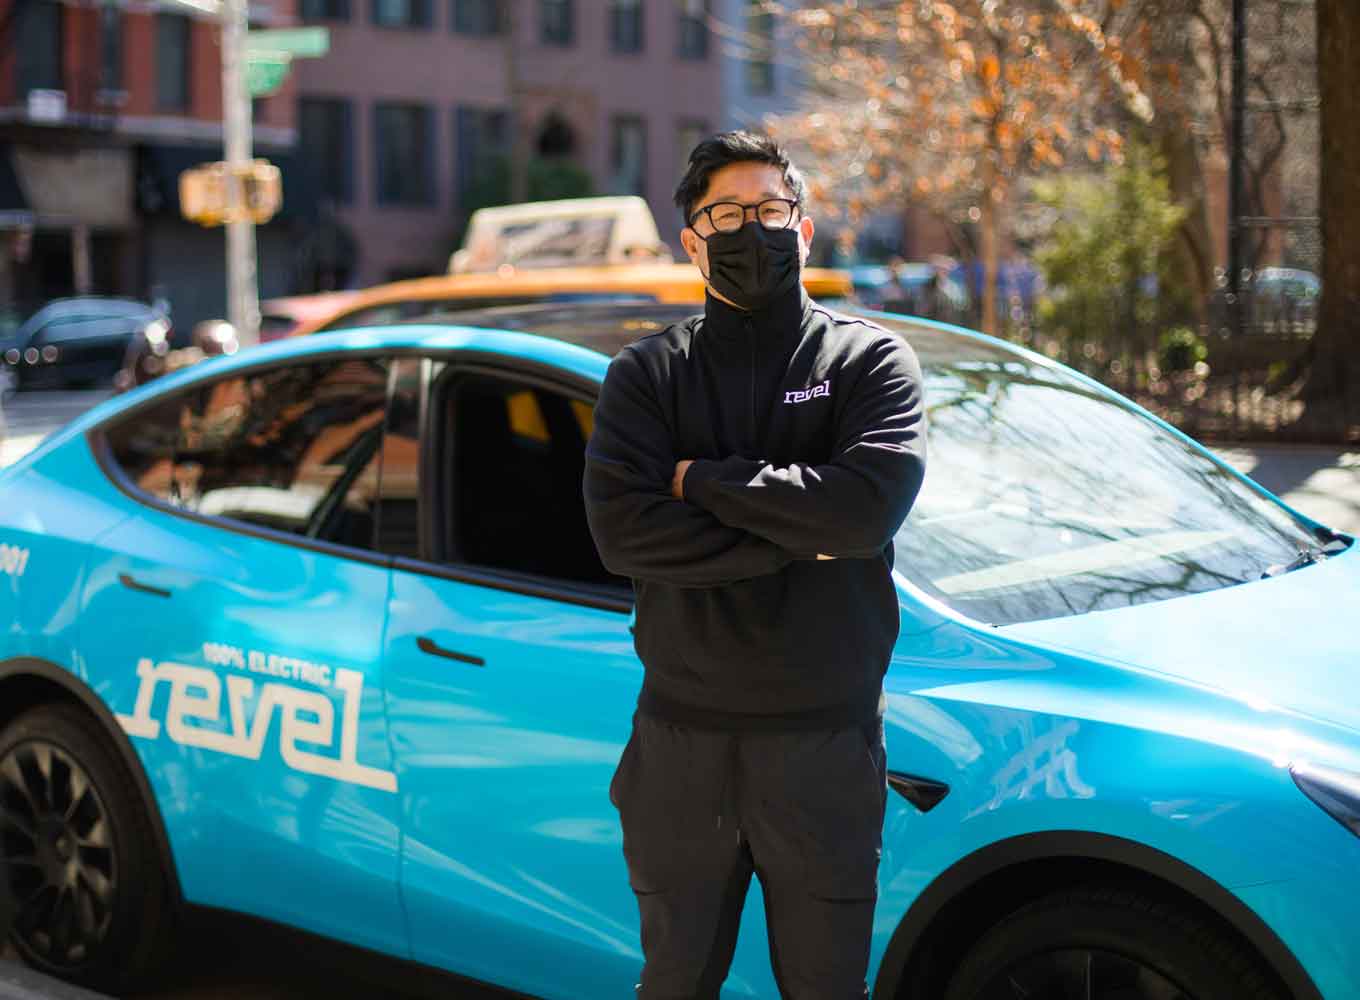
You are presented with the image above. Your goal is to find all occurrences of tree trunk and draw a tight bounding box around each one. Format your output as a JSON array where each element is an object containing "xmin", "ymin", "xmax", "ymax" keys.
[
  {"xmin": 1300, "ymin": 0, "xmax": 1360, "ymax": 439},
  {"xmin": 1156, "ymin": 120, "xmax": 1213, "ymax": 321}
]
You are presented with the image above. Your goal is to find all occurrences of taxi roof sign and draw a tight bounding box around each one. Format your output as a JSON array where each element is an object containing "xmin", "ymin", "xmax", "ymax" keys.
[{"xmin": 450, "ymin": 196, "xmax": 672, "ymax": 275}]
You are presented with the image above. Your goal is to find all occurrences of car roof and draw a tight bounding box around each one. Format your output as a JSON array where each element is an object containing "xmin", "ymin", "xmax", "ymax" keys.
[
  {"xmin": 394, "ymin": 300, "xmax": 701, "ymax": 357},
  {"xmin": 293, "ymin": 265, "xmax": 854, "ymax": 335},
  {"xmin": 36, "ymin": 297, "xmax": 151, "ymax": 317},
  {"xmin": 260, "ymin": 290, "xmax": 365, "ymax": 323}
]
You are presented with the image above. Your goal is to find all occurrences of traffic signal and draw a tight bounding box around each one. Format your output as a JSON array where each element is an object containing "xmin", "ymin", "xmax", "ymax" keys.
[
  {"xmin": 179, "ymin": 160, "xmax": 283, "ymax": 227},
  {"xmin": 241, "ymin": 161, "xmax": 283, "ymax": 223}
]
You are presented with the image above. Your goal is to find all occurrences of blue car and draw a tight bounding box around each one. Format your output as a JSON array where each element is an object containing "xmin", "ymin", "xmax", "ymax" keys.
[{"xmin": 0, "ymin": 301, "xmax": 1356, "ymax": 1000}]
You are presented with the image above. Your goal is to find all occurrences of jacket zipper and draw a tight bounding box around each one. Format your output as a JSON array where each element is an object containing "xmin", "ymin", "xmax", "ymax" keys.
[{"xmin": 745, "ymin": 316, "xmax": 755, "ymax": 452}]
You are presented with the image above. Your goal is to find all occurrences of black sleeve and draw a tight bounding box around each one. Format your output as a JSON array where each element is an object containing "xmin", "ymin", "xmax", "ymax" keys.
[
  {"xmin": 583, "ymin": 345, "xmax": 794, "ymax": 588},
  {"xmin": 682, "ymin": 334, "xmax": 926, "ymax": 559}
]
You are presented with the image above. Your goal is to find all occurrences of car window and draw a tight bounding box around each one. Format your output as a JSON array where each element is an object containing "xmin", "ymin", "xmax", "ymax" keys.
[
  {"xmin": 31, "ymin": 318, "xmax": 102, "ymax": 345},
  {"xmin": 320, "ymin": 303, "xmax": 407, "ymax": 332},
  {"xmin": 435, "ymin": 368, "xmax": 624, "ymax": 589},
  {"xmin": 321, "ymin": 293, "xmax": 665, "ymax": 333},
  {"xmin": 259, "ymin": 313, "xmax": 297, "ymax": 338},
  {"xmin": 417, "ymin": 296, "xmax": 541, "ymax": 317},
  {"xmin": 375, "ymin": 358, "xmax": 422, "ymax": 559},
  {"xmin": 104, "ymin": 358, "xmax": 391, "ymax": 552},
  {"xmin": 874, "ymin": 317, "xmax": 1323, "ymax": 626},
  {"xmin": 411, "ymin": 305, "xmax": 691, "ymax": 356}
]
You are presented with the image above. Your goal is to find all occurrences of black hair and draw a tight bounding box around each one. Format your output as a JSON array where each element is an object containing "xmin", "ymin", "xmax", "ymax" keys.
[{"xmin": 673, "ymin": 130, "xmax": 807, "ymax": 226}]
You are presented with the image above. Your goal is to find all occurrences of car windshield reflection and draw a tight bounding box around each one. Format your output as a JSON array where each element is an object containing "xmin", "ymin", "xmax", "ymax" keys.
[
  {"xmin": 871, "ymin": 316, "xmax": 1326, "ymax": 626},
  {"xmin": 401, "ymin": 300, "xmax": 1331, "ymax": 628}
]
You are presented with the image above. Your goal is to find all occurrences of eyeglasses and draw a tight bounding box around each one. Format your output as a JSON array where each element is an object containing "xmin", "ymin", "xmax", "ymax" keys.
[{"xmin": 687, "ymin": 198, "xmax": 799, "ymax": 238}]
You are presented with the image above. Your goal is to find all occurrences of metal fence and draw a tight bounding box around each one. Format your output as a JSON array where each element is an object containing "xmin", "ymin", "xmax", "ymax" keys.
[
  {"xmin": 1206, "ymin": 0, "xmax": 1324, "ymax": 441},
  {"xmin": 1043, "ymin": 0, "xmax": 1327, "ymax": 444}
]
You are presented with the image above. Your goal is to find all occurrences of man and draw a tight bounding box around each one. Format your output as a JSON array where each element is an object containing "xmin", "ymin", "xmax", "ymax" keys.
[{"xmin": 583, "ymin": 131, "xmax": 927, "ymax": 999}]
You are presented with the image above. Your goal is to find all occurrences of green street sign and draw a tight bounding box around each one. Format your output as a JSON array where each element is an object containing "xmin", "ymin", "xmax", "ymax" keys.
[
  {"xmin": 245, "ymin": 27, "xmax": 330, "ymax": 58},
  {"xmin": 246, "ymin": 54, "xmax": 291, "ymax": 97}
]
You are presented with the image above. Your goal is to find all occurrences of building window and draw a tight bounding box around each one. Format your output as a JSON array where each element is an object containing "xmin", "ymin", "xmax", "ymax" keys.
[
  {"xmin": 99, "ymin": 4, "xmax": 123, "ymax": 93},
  {"xmin": 610, "ymin": 116, "xmax": 646, "ymax": 198},
  {"xmin": 155, "ymin": 14, "xmax": 192, "ymax": 112},
  {"xmin": 677, "ymin": 0, "xmax": 707, "ymax": 60},
  {"xmin": 455, "ymin": 106, "xmax": 510, "ymax": 209},
  {"xmin": 609, "ymin": 0, "xmax": 642, "ymax": 53},
  {"xmin": 301, "ymin": 98, "xmax": 355, "ymax": 205},
  {"xmin": 300, "ymin": 0, "xmax": 350, "ymax": 20},
  {"xmin": 540, "ymin": 0, "xmax": 573, "ymax": 45},
  {"xmin": 375, "ymin": 103, "xmax": 435, "ymax": 205},
  {"xmin": 453, "ymin": 0, "xmax": 502, "ymax": 34},
  {"xmin": 16, "ymin": 0, "xmax": 63, "ymax": 96},
  {"xmin": 372, "ymin": 0, "xmax": 431, "ymax": 29},
  {"xmin": 745, "ymin": 5, "xmax": 774, "ymax": 95},
  {"xmin": 676, "ymin": 120, "xmax": 708, "ymax": 175}
]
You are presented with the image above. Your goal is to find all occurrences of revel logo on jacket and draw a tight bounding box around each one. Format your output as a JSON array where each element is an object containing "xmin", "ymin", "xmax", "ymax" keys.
[{"xmin": 784, "ymin": 379, "xmax": 831, "ymax": 404}]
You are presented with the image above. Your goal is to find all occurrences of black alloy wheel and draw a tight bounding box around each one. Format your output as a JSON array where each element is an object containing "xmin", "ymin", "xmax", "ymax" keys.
[
  {"xmin": 944, "ymin": 886, "xmax": 1286, "ymax": 1000},
  {"xmin": 971, "ymin": 946, "xmax": 1193, "ymax": 999},
  {"xmin": 0, "ymin": 703, "xmax": 174, "ymax": 991},
  {"xmin": 0, "ymin": 739, "xmax": 117, "ymax": 967}
]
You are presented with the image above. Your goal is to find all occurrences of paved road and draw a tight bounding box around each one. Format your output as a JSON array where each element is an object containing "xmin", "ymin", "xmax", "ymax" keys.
[
  {"xmin": 3, "ymin": 909, "xmax": 507, "ymax": 999},
  {"xmin": 1212, "ymin": 442, "xmax": 1360, "ymax": 536},
  {"xmin": 0, "ymin": 388, "xmax": 113, "ymax": 468}
]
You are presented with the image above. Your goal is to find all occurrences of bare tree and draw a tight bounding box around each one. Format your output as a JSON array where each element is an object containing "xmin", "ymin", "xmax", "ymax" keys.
[{"xmin": 770, "ymin": 0, "xmax": 1149, "ymax": 335}]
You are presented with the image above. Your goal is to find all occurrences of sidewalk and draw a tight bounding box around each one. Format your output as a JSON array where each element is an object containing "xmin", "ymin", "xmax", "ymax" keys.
[
  {"xmin": 1211, "ymin": 444, "xmax": 1360, "ymax": 535},
  {"xmin": 0, "ymin": 962, "xmax": 108, "ymax": 1000}
]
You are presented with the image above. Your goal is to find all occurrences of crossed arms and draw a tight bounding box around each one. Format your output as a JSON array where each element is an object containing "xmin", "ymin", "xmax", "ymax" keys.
[{"xmin": 582, "ymin": 338, "xmax": 927, "ymax": 589}]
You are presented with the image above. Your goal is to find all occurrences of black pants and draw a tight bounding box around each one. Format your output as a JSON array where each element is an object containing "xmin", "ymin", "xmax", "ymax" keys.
[{"xmin": 610, "ymin": 711, "xmax": 888, "ymax": 1000}]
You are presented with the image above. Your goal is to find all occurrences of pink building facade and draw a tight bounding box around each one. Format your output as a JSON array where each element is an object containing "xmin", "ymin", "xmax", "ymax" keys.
[{"xmin": 292, "ymin": 0, "xmax": 724, "ymax": 287}]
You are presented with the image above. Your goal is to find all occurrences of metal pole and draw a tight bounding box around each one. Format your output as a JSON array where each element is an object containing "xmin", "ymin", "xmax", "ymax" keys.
[
  {"xmin": 220, "ymin": 0, "xmax": 260, "ymax": 346},
  {"xmin": 1229, "ymin": 0, "xmax": 1246, "ymax": 438},
  {"xmin": 506, "ymin": 1, "xmax": 528, "ymax": 205}
]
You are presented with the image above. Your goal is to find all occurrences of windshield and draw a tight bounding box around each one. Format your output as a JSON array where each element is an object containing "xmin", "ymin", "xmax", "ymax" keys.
[{"xmin": 872, "ymin": 316, "xmax": 1326, "ymax": 626}]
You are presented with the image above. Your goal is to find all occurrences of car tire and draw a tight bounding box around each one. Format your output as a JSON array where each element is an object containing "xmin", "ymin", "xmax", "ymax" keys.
[
  {"xmin": 942, "ymin": 884, "xmax": 1285, "ymax": 1000},
  {"xmin": 0, "ymin": 702, "xmax": 175, "ymax": 992}
]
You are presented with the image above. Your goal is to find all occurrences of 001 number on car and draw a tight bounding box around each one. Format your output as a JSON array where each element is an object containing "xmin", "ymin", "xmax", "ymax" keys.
[{"xmin": 0, "ymin": 543, "xmax": 30, "ymax": 577}]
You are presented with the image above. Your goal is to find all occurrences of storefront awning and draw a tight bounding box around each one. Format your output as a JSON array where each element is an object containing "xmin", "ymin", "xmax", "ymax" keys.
[
  {"xmin": 137, "ymin": 143, "xmax": 319, "ymax": 222},
  {"xmin": 8, "ymin": 145, "xmax": 133, "ymax": 228}
]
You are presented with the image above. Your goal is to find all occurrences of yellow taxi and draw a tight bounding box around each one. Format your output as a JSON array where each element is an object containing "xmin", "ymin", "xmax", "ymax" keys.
[
  {"xmin": 290, "ymin": 196, "xmax": 850, "ymax": 336},
  {"xmin": 289, "ymin": 262, "xmax": 853, "ymax": 337}
]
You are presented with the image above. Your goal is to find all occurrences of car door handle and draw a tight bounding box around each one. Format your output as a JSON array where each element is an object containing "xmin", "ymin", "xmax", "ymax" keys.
[
  {"xmin": 886, "ymin": 771, "xmax": 950, "ymax": 813},
  {"xmin": 118, "ymin": 573, "xmax": 172, "ymax": 599},
  {"xmin": 416, "ymin": 636, "xmax": 485, "ymax": 667}
]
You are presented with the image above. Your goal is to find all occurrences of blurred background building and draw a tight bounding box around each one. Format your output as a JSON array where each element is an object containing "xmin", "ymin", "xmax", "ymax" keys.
[
  {"xmin": 290, "ymin": 0, "xmax": 727, "ymax": 289},
  {"xmin": 0, "ymin": 0, "xmax": 313, "ymax": 332}
]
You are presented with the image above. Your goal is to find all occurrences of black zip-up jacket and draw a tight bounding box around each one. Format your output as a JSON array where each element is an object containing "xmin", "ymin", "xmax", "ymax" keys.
[{"xmin": 583, "ymin": 288, "xmax": 927, "ymax": 729}]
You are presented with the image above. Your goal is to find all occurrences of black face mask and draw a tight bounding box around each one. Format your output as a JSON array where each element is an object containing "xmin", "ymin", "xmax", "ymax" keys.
[{"xmin": 703, "ymin": 222, "xmax": 801, "ymax": 312}]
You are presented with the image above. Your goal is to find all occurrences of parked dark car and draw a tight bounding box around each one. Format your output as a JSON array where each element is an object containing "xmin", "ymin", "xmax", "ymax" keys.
[
  {"xmin": 0, "ymin": 298, "xmax": 171, "ymax": 390},
  {"xmin": 849, "ymin": 263, "xmax": 973, "ymax": 326},
  {"xmin": 114, "ymin": 318, "xmax": 239, "ymax": 394}
]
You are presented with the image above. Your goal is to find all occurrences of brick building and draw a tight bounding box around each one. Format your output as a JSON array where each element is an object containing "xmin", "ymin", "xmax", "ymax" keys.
[
  {"xmin": 0, "ymin": 0, "xmax": 307, "ymax": 332},
  {"xmin": 289, "ymin": 0, "xmax": 726, "ymax": 287},
  {"xmin": 0, "ymin": 0, "xmax": 828, "ymax": 326}
]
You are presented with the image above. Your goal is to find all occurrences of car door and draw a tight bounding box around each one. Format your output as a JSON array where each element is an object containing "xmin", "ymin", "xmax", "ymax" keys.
[
  {"xmin": 80, "ymin": 353, "xmax": 407, "ymax": 958},
  {"xmin": 381, "ymin": 355, "xmax": 647, "ymax": 998}
]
